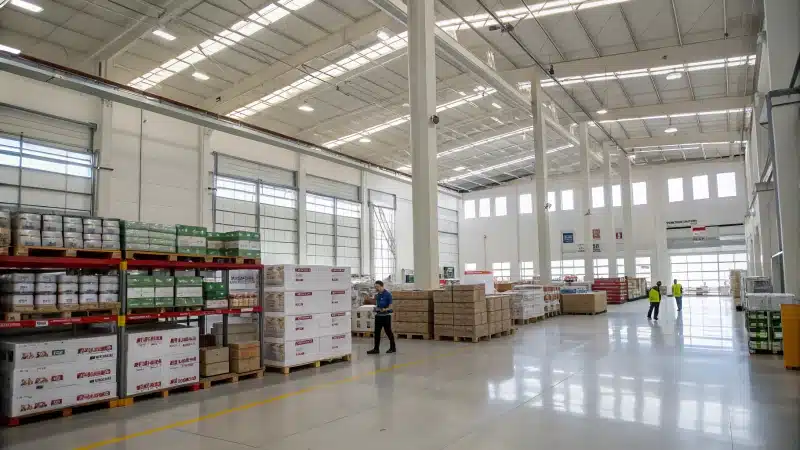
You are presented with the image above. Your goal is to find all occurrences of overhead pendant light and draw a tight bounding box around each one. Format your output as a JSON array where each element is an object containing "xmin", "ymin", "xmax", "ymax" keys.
[
  {"xmin": 453, "ymin": 166, "xmax": 466, "ymax": 172},
  {"xmin": 596, "ymin": 109, "xmax": 608, "ymax": 115},
  {"xmin": 192, "ymin": 72, "xmax": 209, "ymax": 81},
  {"xmin": 377, "ymin": 30, "xmax": 391, "ymax": 41},
  {"xmin": 152, "ymin": 29, "xmax": 176, "ymax": 41},
  {"xmin": 0, "ymin": 44, "xmax": 22, "ymax": 54},
  {"xmin": 664, "ymin": 127, "xmax": 678, "ymax": 133},
  {"xmin": 10, "ymin": 0, "xmax": 43, "ymax": 13},
  {"xmin": 359, "ymin": 137, "xmax": 371, "ymax": 143},
  {"xmin": 298, "ymin": 104, "xmax": 314, "ymax": 112},
  {"xmin": 666, "ymin": 72, "xmax": 683, "ymax": 80}
]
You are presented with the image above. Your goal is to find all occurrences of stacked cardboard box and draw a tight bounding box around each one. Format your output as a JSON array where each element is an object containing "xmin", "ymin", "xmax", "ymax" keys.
[
  {"xmin": 746, "ymin": 310, "xmax": 782, "ymax": 353},
  {"xmin": 230, "ymin": 342, "xmax": 261, "ymax": 372},
  {"xmin": 213, "ymin": 322, "xmax": 258, "ymax": 345},
  {"xmin": 0, "ymin": 334, "xmax": 117, "ymax": 418},
  {"xmin": 222, "ymin": 231, "xmax": 260, "ymax": 258},
  {"xmin": 351, "ymin": 305, "xmax": 375, "ymax": 332},
  {"xmin": 562, "ymin": 291, "xmax": 607, "ymax": 314},
  {"xmin": 263, "ymin": 265, "xmax": 352, "ymax": 368},
  {"xmin": 487, "ymin": 294, "xmax": 512, "ymax": 335},
  {"xmin": 433, "ymin": 285, "xmax": 489, "ymax": 341},
  {"xmin": 125, "ymin": 325, "xmax": 199, "ymax": 396},
  {"xmin": 543, "ymin": 285, "xmax": 560, "ymax": 313},
  {"xmin": 203, "ymin": 281, "xmax": 228, "ymax": 309},
  {"xmin": 206, "ymin": 232, "xmax": 225, "ymax": 256},
  {"xmin": 626, "ymin": 277, "xmax": 648, "ymax": 301},
  {"xmin": 392, "ymin": 290, "xmax": 435, "ymax": 338},
  {"xmin": 510, "ymin": 285, "xmax": 545, "ymax": 321},
  {"xmin": 176, "ymin": 225, "xmax": 207, "ymax": 255},
  {"xmin": 199, "ymin": 346, "xmax": 229, "ymax": 377}
]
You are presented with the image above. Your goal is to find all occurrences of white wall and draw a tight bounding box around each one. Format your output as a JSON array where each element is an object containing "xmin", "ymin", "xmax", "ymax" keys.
[
  {"xmin": 460, "ymin": 159, "xmax": 748, "ymax": 282},
  {"xmin": 0, "ymin": 70, "xmax": 461, "ymax": 283}
]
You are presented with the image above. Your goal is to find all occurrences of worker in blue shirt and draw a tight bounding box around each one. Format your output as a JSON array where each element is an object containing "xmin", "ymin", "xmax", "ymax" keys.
[{"xmin": 368, "ymin": 280, "xmax": 396, "ymax": 354}]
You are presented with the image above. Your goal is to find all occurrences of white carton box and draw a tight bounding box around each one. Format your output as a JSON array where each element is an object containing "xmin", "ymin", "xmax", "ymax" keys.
[
  {"xmin": 264, "ymin": 265, "xmax": 333, "ymax": 289},
  {"xmin": 264, "ymin": 290, "xmax": 332, "ymax": 314},
  {"xmin": 330, "ymin": 267, "xmax": 351, "ymax": 288},
  {"xmin": 318, "ymin": 333, "xmax": 351, "ymax": 358},
  {"xmin": 264, "ymin": 313, "xmax": 317, "ymax": 340},
  {"xmin": 330, "ymin": 311, "xmax": 351, "ymax": 334},
  {"xmin": 3, "ymin": 381, "xmax": 117, "ymax": 418},
  {"xmin": 125, "ymin": 355, "xmax": 165, "ymax": 396},
  {"xmin": 263, "ymin": 337, "xmax": 318, "ymax": 367},
  {"xmin": 330, "ymin": 288, "xmax": 351, "ymax": 312},
  {"xmin": 0, "ymin": 334, "xmax": 116, "ymax": 369},
  {"xmin": 127, "ymin": 326, "xmax": 197, "ymax": 358},
  {"xmin": 2, "ymin": 360, "xmax": 116, "ymax": 394},
  {"xmin": 164, "ymin": 351, "xmax": 199, "ymax": 388},
  {"xmin": 72, "ymin": 381, "xmax": 117, "ymax": 406}
]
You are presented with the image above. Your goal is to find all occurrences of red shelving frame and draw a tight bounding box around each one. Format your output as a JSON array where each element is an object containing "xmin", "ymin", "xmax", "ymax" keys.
[
  {"xmin": 126, "ymin": 306, "xmax": 262, "ymax": 321},
  {"xmin": 0, "ymin": 314, "xmax": 118, "ymax": 329},
  {"xmin": 0, "ymin": 256, "xmax": 122, "ymax": 269},
  {"xmin": 125, "ymin": 260, "xmax": 261, "ymax": 270}
]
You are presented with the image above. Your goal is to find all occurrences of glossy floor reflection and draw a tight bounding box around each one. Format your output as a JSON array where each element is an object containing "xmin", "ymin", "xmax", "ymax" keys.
[{"xmin": 1, "ymin": 296, "xmax": 798, "ymax": 450}]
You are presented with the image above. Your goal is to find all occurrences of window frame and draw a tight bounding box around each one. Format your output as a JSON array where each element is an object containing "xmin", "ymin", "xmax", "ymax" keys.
[
  {"xmin": 716, "ymin": 172, "xmax": 737, "ymax": 198},
  {"xmin": 692, "ymin": 175, "xmax": 710, "ymax": 200},
  {"xmin": 632, "ymin": 182, "xmax": 647, "ymax": 205},
  {"xmin": 561, "ymin": 189, "xmax": 575, "ymax": 211},
  {"xmin": 494, "ymin": 196, "xmax": 507, "ymax": 216},
  {"xmin": 668, "ymin": 177, "xmax": 684, "ymax": 203},
  {"xmin": 592, "ymin": 186, "xmax": 605, "ymax": 208},
  {"xmin": 479, "ymin": 198, "xmax": 491, "ymax": 217},
  {"xmin": 464, "ymin": 199, "xmax": 476, "ymax": 219},
  {"xmin": 519, "ymin": 193, "xmax": 533, "ymax": 214}
]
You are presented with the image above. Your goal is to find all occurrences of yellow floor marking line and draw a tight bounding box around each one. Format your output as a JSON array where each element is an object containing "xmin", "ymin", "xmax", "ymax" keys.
[{"xmin": 75, "ymin": 348, "xmax": 467, "ymax": 450}]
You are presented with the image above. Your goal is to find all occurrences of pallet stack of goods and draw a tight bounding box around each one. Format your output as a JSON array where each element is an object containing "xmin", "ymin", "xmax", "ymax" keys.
[
  {"xmin": 561, "ymin": 291, "xmax": 607, "ymax": 315},
  {"xmin": 125, "ymin": 325, "xmax": 199, "ymax": 397},
  {"xmin": 543, "ymin": 285, "xmax": 561, "ymax": 315},
  {"xmin": 626, "ymin": 277, "xmax": 648, "ymax": 301},
  {"xmin": 228, "ymin": 269, "xmax": 259, "ymax": 309},
  {"xmin": 0, "ymin": 334, "xmax": 118, "ymax": 422},
  {"xmin": 203, "ymin": 281, "xmax": 228, "ymax": 309},
  {"xmin": 176, "ymin": 225, "xmax": 207, "ymax": 256},
  {"xmin": 745, "ymin": 293, "xmax": 797, "ymax": 354},
  {"xmin": 433, "ymin": 285, "xmax": 490, "ymax": 342},
  {"xmin": 200, "ymin": 345, "xmax": 229, "ymax": 377},
  {"xmin": 392, "ymin": 290, "xmax": 435, "ymax": 339},
  {"xmin": 1, "ymin": 271, "xmax": 120, "ymax": 315},
  {"xmin": 743, "ymin": 277, "xmax": 772, "ymax": 310},
  {"xmin": 263, "ymin": 265, "xmax": 352, "ymax": 372},
  {"xmin": 730, "ymin": 270, "xmax": 743, "ymax": 299},
  {"xmin": 10, "ymin": 212, "xmax": 121, "ymax": 253},
  {"xmin": 213, "ymin": 322, "xmax": 258, "ymax": 345},
  {"xmin": 487, "ymin": 294, "xmax": 513, "ymax": 336},
  {"xmin": 510, "ymin": 285, "xmax": 545, "ymax": 324},
  {"xmin": 351, "ymin": 305, "xmax": 375, "ymax": 334},
  {"xmin": 591, "ymin": 278, "xmax": 628, "ymax": 305}
]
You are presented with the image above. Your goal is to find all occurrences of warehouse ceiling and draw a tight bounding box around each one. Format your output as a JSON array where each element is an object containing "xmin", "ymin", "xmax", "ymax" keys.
[{"xmin": 0, "ymin": 0, "xmax": 761, "ymax": 191}]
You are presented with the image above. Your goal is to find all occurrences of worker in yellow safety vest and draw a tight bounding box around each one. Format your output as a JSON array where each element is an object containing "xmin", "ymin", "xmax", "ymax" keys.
[
  {"xmin": 672, "ymin": 279, "xmax": 683, "ymax": 312},
  {"xmin": 647, "ymin": 281, "xmax": 662, "ymax": 321}
]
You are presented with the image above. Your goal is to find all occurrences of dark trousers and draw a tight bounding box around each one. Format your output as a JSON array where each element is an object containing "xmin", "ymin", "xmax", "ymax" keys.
[
  {"xmin": 373, "ymin": 314, "xmax": 396, "ymax": 351},
  {"xmin": 675, "ymin": 296, "xmax": 683, "ymax": 311},
  {"xmin": 647, "ymin": 302, "xmax": 660, "ymax": 319}
]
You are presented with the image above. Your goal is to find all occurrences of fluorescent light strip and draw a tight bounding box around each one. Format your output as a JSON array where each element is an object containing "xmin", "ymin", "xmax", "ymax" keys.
[
  {"xmin": 323, "ymin": 88, "xmax": 497, "ymax": 148},
  {"xmin": 0, "ymin": 44, "xmax": 22, "ymax": 54},
  {"xmin": 441, "ymin": 143, "xmax": 575, "ymax": 183},
  {"xmin": 227, "ymin": 0, "xmax": 632, "ymax": 117},
  {"xmin": 518, "ymin": 55, "xmax": 756, "ymax": 91},
  {"xmin": 10, "ymin": 0, "xmax": 43, "ymax": 13},
  {"xmin": 128, "ymin": 0, "xmax": 314, "ymax": 91},
  {"xmin": 595, "ymin": 108, "xmax": 751, "ymax": 124},
  {"xmin": 633, "ymin": 140, "xmax": 744, "ymax": 151},
  {"xmin": 438, "ymin": 127, "xmax": 532, "ymax": 158}
]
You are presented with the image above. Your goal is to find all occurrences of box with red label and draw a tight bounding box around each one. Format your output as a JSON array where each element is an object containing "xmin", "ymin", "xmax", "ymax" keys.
[
  {"xmin": 329, "ymin": 311, "xmax": 351, "ymax": 334},
  {"xmin": 3, "ymin": 384, "xmax": 69, "ymax": 417},
  {"xmin": 330, "ymin": 267, "xmax": 351, "ymax": 288},
  {"xmin": 71, "ymin": 381, "xmax": 116, "ymax": 406},
  {"xmin": 2, "ymin": 360, "xmax": 116, "ymax": 394},
  {"xmin": 264, "ymin": 337, "xmax": 318, "ymax": 367},
  {"xmin": 0, "ymin": 334, "xmax": 116, "ymax": 369},
  {"xmin": 318, "ymin": 333, "xmax": 351, "ymax": 358},
  {"xmin": 125, "ymin": 354, "xmax": 165, "ymax": 396},
  {"xmin": 330, "ymin": 288, "xmax": 351, "ymax": 312},
  {"xmin": 164, "ymin": 351, "xmax": 199, "ymax": 388},
  {"xmin": 264, "ymin": 265, "xmax": 334, "ymax": 289},
  {"xmin": 264, "ymin": 313, "xmax": 317, "ymax": 340},
  {"xmin": 126, "ymin": 325, "xmax": 198, "ymax": 359},
  {"xmin": 264, "ymin": 289, "xmax": 332, "ymax": 314}
]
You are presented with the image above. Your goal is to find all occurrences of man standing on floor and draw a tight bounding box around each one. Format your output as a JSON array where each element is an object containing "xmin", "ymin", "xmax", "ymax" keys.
[
  {"xmin": 672, "ymin": 279, "xmax": 683, "ymax": 312},
  {"xmin": 647, "ymin": 281, "xmax": 662, "ymax": 320},
  {"xmin": 368, "ymin": 280, "xmax": 396, "ymax": 355}
]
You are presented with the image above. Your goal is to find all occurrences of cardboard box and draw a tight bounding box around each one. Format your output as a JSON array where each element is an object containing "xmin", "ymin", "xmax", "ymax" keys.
[
  {"xmin": 264, "ymin": 290, "xmax": 332, "ymax": 314},
  {"xmin": 394, "ymin": 311, "xmax": 428, "ymax": 323},
  {"xmin": 264, "ymin": 313, "xmax": 317, "ymax": 340},
  {"xmin": 231, "ymin": 357, "xmax": 260, "ymax": 373},
  {"xmin": 434, "ymin": 313, "xmax": 453, "ymax": 325},
  {"xmin": 454, "ymin": 324, "xmax": 489, "ymax": 339},
  {"xmin": 394, "ymin": 299, "xmax": 431, "ymax": 312},
  {"xmin": 502, "ymin": 310, "xmax": 511, "ymax": 322},
  {"xmin": 561, "ymin": 291, "xmax": 607, "ymax": 314},
  {"xmin": 495, "ymin": 283, "xmax": 516, "ymax": 292},
  {"xmin": 329, "ymin": 311, "xmax": 351, "ymax": 334},
  {"xmin": 453, "ymin": 290, "xmax": 484, "ymax": 303},
  {"xmin": 453, "ymin": 301, "xmax": 485, "ymax": 313},
  {"xmin": 221, "ymin": 332, "xmax": 258, "ymax": 344},
  {"xmin": 488, "ymin": 311, "xmax": 502, "ymax": 323},
  {"xmin": 433, "ymin": 290, "xmax": 452, "ymax": 303},
  {"xmin": 330, "ymin": 267, "xmax": 351, "ymax": 288},
  {"xmin": 394, "ymin": 322, "xmax": 431, "ymax": 335},
  {"xmin": 318, "ymin": 333, "xmax": 351, "ymax": 358},
  {"xmin": 164, "ymin": 351, "xmax": 200, "ymax": 388},
  {"xmin": 199, "ymin": 346, "xmax": 228, "ymax": 364},
  {"xmin": 330, "ymin": 289, "xmax": 351, "ymax": 312},
  {"xmin": 489, "ymin": 321, "xmax": 501, "ymax": 335},
  {"xmin": 453, "ymin": 312, "xmax": 487, "ymax": 326},
  {"xmin": 264, "ymin": 265, "xmax": 335, "ymax": 289},
  {"xmin": 435, "ymin": 324, "xmax": 455, "ymax": 336},
  {"xmin": 2, "ymin": 360, "xmax": 115, "ymax": 394},
  {"xmin": 0, "ymin": 334, "xmax": 116, "ymax": 369},
  {"xmin": 452, "ymin": 284, "xmax": 484, "ymax": 292},
  {"xmin": 264, "ymin": 337, "xmax": 318, "ymax": 367},
  {"xmin": 434, "ymin": 303, "xmax": 455, "ymax": 314},
  {"xmin": 485, "ymin": 296, "xmax": 502, "ymax": 312},
  {"xmin": 200, "ymin": 361, "xmax": 229, "ymax": 377},
  {"xmin": 229, "ymin": 342, "xmax": 260, "ymax": 360},
  {"xmin": 501, "ymin": 296, "xmax": 511, "ymax": 310},
  {"xmin": 392, "ymin": 290, "xmax": 435, "ymax": 300}
]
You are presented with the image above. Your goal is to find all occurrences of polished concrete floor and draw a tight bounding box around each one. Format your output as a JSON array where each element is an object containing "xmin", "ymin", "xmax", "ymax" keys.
[{"xmin": 2, "ymin": 296, "xmax": 798, "ymax": 450}]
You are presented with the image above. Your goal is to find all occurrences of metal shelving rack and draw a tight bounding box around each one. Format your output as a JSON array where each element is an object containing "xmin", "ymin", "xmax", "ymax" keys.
[{"xmin": 118, "ymin": 259, "xmax": 264, "ymax": 400}]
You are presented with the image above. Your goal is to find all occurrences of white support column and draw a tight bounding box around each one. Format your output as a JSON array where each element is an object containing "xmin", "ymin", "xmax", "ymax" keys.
[
  {"xmin": 602, "ymin": 144, "xmax": 616, "ymax": 277},
  {"xmin": 96, "ymin": 99, "xmax": 114, "ymax": 217},
  {"xmin": 198, "ymin": 127, "xmax": 212, "ymax": 227},
  {"xmin": 297, "ymin": 155, "xmax": 308, "ymax": 264},
  {"xmin": 618, "ymin": 150, "xmax": 635, "ymax": 277},
  {"xmin": 360, "ymin": 170, "xmax": 371, "ymax": 277},
  {"xmin": 579, "ymin": 123, "xmax": 593, "ymax": 282},
  {"xmin": 532, "ymin": 72, "xmax": 551, "ymax": 282},
  {"xmin": 408, "ymin": 0, "xmax": 439, "ymax": 290}
]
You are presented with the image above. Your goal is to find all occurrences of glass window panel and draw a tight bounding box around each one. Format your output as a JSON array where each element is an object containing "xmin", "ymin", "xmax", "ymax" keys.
[
  {"xmin": 495, "ymin": 196, "xmax": 507, "ymax": 216},
  {"xmin": 479, "ymin": 198, "xmax": 491, "ymax": 217},
  {"xmin": 632, "ymin": 182, "xmax": 647, "ymax": 205},
  {"xmin": 592, "ymin": 186, "xmax": 604, "ymax": 208},
  {"xmin": 548, "ymin": 191, "xmax": 557, "ymax": 211},
  {"xmin": 464, "ymin": 200, "xmax": 476, "ymax": 219},
  {"xmin": 668, "ymin": 178, "xmax": 684, "ymax": 202},
  {"xmin": 692, "ymin": 175, "xmax": 709, "ymax": 200},
  {"xmin": 717, "ymin": 172, "xmax": 736, "ymax": 197},
  {"xmin": 561, "ymin": 189, "xmax": 575, "ymax": 210},
  {"xmin": 519, "ymin": 194, "xmax": 532, "ymax": 214}
]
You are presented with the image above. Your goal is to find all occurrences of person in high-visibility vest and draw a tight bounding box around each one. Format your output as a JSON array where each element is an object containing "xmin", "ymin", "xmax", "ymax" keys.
[
  {"xmin": 672, "ymin": 279, "xmax": 683, "ymax": 312},
  {"xmin": 647, "ymin": 281, "xmax": 662, "ymax": 320}
]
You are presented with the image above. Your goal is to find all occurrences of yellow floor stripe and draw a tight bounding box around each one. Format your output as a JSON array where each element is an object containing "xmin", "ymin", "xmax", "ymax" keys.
[{"xmin": 74, "ymin": 348, "xmax": 465, "ymax": 450}]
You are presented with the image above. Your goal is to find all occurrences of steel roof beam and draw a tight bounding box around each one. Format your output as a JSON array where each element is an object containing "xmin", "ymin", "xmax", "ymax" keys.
[
  {"xmin": 619, "ymin": 131, "xmax": 743, "ymax": 148},
  {"xmin": 595, "ymin": 96, "xmax": 751, "ymax": 121}
]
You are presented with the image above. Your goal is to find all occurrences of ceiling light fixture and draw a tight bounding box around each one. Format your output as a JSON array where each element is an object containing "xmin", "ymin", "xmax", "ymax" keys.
[
  {"xmin": 192, "ymin": 72, "xmax": 209, "ymax": 81},
  {"xmin": 359, "ymin": 137, "xmax": 371, "ymax": 143},
  {"xmin": 666, "ymin": 72, "xmax": 683, "ymax": 80},
  {"xmin": 0, "ymin": 44, "xmax": 21, "ymax": 54},
  {"xmin": 492, "ymin": 103, "xmax": 502, "ymax": 109},
  {"xmin": 377, "ymin": 30, "xmax": 391, "ymax": 41},
  {"xmin": 152, "ymin": 30, "xmax": 177, "ymax": 41},
  {"xmin": 458, "ymin": 91, "xmax": 466, "ymax": 96},
  {"xmin": 453, "ymin": 166, "xmax": 466, "ymax": 172},
  {"xmin": 491, "ymin": 117, "xmax": 503, "ymax": 125},
  {"xmin": 10, "ymin": 0, "xmax": 42, "ymax": 13},
  {"xmin": 398, "ymin": 165, "xmax": 411, "ymax": 172},
  {"xmin": 596, "ymin": 109, "xmax": 608, "ymax": 115},
  {"xmin": 298, "ymin": 104, "xmax": 314, "ymax": 112},
  {"xmin": 664, "ymin": 127, "xmax": 678, "ymax": 134},
  {"xmin": 402, "ymin": 103, "xmax": 409, "ymax": 107}
]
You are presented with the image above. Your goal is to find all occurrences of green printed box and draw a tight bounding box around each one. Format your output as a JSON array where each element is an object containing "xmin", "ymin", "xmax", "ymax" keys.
[
  {"xmin": 154, "ymin": 276, "xmax": 175, "ymax": 307},
  {"xmin": 207, "ymin": 232, "xmax": 225, "ymax": 250},
  {"xmin": 223, "ymin": 248, "xmax": 260, "ymax": 258},
  {"xmin": 176, "ymin": 225, "xmax": 208, "ymax": 236},
  {"xmin": 149, "ymin": 231, "xmax": 176, "ymax": 241},
  {"xmin": 175, "ymin": 276, "xmax": 203, "ymax": 305},
  {"xmin": 178, "ymin": 246, "xmax": 206, "ymax": 255},
  {"xmin": 202, "ymin": 282, "xmax": 227, "ymax": 300},
  {"xmin": 121, "ymin": 221, "xmax": 149, "ymax": 230},
  {"xmin": 206, "ymin": 248, "xmax": 223, "ymax": 256},
  {"xmin": 127, "ymin": 276, "xmax": 154, "ymax": 307}
]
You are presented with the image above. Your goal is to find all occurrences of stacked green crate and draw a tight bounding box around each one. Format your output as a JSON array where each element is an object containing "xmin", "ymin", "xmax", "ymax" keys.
[
  {"xmin": 127, "ymin": 276, "xmax": 155, "ymax": 308},
  {"xmin": 153, "ymin": 276, "xmax": 175, "ymax": 307},
  {"xmin": 206, "ymin": 232, "xmax": 225, "ymax": 256},
  {"xmin": 203, "ymin": 281, "xmax": 228, "ymax": 309},
  {"xmin": 770, "ymin": 311, "xmax": 783, "ymax": 353},
  {"xmin": 223, "ymin": 231, "xmax": 260, "ymax": 258},
  {"xmin": 747, "ymin": 310, "xmax": 770, "ymax": 352},
  {"xmin": 177, "ymin": 225, "xmax": 207, "ymax": 255},
  {"xmin": 149, "ymin": 223, "xmax": 176, "ymax": 253},
  {"xmin": 121, "ymin": 221, "xmax": 150, "ymax": 251},
  {"xmin": 175, "ymin": 276, "xmax": 203, "ymax": 306}
]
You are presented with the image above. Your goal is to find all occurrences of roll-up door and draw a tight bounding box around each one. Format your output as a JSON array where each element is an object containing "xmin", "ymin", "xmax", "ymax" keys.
[
  {"xmin": 0, "ymin": 104, "xmax": 94, "ymax": 215},
  {"xmin": 307, "ymin": 175, "xmax": 359, "ymax": 202}
]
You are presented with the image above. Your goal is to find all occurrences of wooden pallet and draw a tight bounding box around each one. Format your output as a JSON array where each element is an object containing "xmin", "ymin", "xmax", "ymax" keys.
[
  {"xmin": 1, "ymin": 398, "xmax": 120, "ymax": 427},
  {"xmin": 127, "ymin": 306, "xmax": 203, "ymax": 314},
  {"xmin": 123, "ymin": 250, "xmax": 178, "ymax": 261},
  {"xmin": 352, "ymin": 331, "xmax": 374, "ymax": 338},
  {"xmin": 514, "ymin": 316, "xmax": 543, "ymax": 325},
  {"xmin": 490, "ymin": 329, "xmax": 515, "ymax": 339},
  {"xmin": 545, "ymin": 311, "xmax": 562, "ymax": 318},
  {"xmin": 199, "ymin": 368, "xmax": 264, "ymax": 389},
  {"xmin": 12, "ymin": 246, "xmax": 120, "ymax": 259},
  {"xmin": 265, "ymin": 354, "xmax": 352, "ymax": 375},
  {"xmin": 434, "ymin": 334, "xmax": 490, "ymax": 343},
  {"xmin": 176, "ymin": 253, "xmax": 260, "ymax": 265},
  {"xmin": 119, "ymin": 382, "xmax": 201, "ymax": 406},
  {"xmin": 749, "ymin": 348, "xmax": 783, "ymax": 355},
  {"xmin": 2, "ymin": 307, "xmax": 119, "ymax": 321},
  {"xmin": 396, "ymin": 333, "xmax": 430, "ymax": 340}
]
